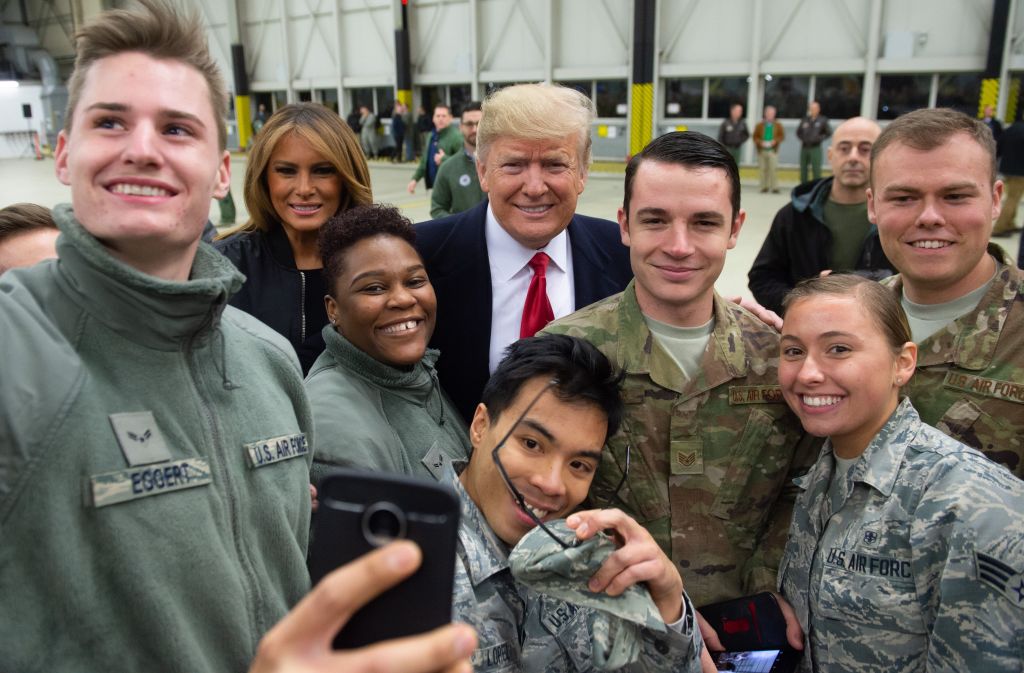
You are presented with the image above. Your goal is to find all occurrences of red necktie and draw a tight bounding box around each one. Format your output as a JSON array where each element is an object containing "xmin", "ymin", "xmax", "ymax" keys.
[{"xmin": 520, "ymin": 252, "xmax": 554, "ymax": 338}]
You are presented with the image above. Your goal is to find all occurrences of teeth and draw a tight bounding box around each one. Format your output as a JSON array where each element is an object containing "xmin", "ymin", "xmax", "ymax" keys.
[
  {"xmin": 381, "ymin": 320, "xmax": 419, "ymax": 334},
  {"xmin": 524, "ymin": 503, "xmax": 549, "ymax": 519},
  {"xmin": 112, "ymin": 183, "xmax": 170, "ymax": 197},
  {"xmin": 911, "ymin": 240, "xmax": 951, "ymax": 249},
  {"xmin": 803, "ymin": 395, "xmax": 842, "ymax": 407},
  {"xmin": 518, "ymin": 205, "xmax": 549, "ymax": 213},
  {"xmin": 291, "ymin": 204, "xmax": 321, "ymax": 212}
]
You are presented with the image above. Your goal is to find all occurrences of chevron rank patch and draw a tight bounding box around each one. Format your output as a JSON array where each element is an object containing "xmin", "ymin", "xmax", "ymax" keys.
[{"xmin": 976, "ymin": 551, "xmax": 1024, "ymax": 609}]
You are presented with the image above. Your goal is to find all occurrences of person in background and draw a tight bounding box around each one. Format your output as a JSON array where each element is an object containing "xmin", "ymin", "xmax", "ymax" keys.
[
  {"xmin": 0, "ymin": 202, "xmax": 58, "ymax": 274},
  {"xmin": 430, "ymin": 101, "xmax": 485, "ymax": 218},
  {"xmin": 358, "ymin": 105, "xmax": 377, "ymax": 159},
  {"xmin": 305, "ymin": 204, "xmax": 470, "ymax": 483},
  {"xmin": 216, "ymin": 102, "xmax": 372, "ymax": 374},
  {"xmin": 749, "ymin": 117, "xmax": 890, "ymax": 314},
  {"xmin": 754, "ymin": 105, "xmax": 784, "ymax": 193},
  {"xmin": 982, "ymin": 103, "xmax": 1003, "ymax": 144},
  {"xmin": 717, "ymin": 103, "xmax": 749, "ymax": 166},
  {"xmin": 796, "ymin": 100, "xmax": 831, "ymax": 184},
  {"xmin": 777, "ymin": 273, "xmax": 1024, "ymax": 673},
  {"xmin": 993, "ymin": 117, "xmax": 1024, "ymax": 238},
  {"xmin": 407, "ymin": 104, "xmax": 462, "ymax": 194},
  {"xmin": 391, "ymin": 101, "xmax": 408, "ymax": 163}
]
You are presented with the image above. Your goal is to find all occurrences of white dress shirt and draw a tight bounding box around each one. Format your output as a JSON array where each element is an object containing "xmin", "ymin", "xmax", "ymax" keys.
[{"xmin": 485, "ymin": 204, "xmax": 575, "ymax": 373}]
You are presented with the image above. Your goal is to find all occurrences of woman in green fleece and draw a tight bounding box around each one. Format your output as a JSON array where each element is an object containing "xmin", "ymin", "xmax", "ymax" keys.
[{"xmin": 305, "ymin": 204, "xmax": 470, "ymax": 484}]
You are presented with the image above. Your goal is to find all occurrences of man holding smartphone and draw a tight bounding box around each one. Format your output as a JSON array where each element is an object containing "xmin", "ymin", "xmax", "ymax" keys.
[
  {"xmin": 448, "ymin": 334, "xmax": 708, "ymax": 671},
  {"xmin": 0, "ymin": 2, "xmax": 475, "ymax": 672}
]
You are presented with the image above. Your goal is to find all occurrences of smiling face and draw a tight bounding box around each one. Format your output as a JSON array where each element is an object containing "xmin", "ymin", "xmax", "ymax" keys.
[
  {"xmin": 780, "ymin": 295, "xmax": 916, "ymax": 457},
  {"xmin": 54, "ymin": 52, "xmax": 230, "ymax": 279},
  {"xmin": 266, "ymin": 132, "xmax": 342, "ymax": 239},
  {"xmin": 868, "ymin": 133, "xmax": 1002, "ymax": 304},
  {"xmin": 619, "ymin": 160, "xmax": 743, "ymax": 327},
  {"xmin": 326, "ymin": 235, "xmax": 436, "ymax": 368},
  {"xmin": 478, "ymin": 134, "xmax": 587, "ymax": 249},
  {"xmin": 460, "ymin": 376, "xmax": 607, "ymax": 546}
]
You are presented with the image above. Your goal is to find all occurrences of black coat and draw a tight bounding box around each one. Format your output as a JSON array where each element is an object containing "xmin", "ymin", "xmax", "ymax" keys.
[
  {"xmin": 215, "ymin": 227, "xmax": 329, "ymax": 375},
  {"xmin": 415, "ymin": 201, "xmax": 633, "ymax": 422},
  {"xmin": 748, "ymin": 177, "xmax": 893, "ymax": 314}
]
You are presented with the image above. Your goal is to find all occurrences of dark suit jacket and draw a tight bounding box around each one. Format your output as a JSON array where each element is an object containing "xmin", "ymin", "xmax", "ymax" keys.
[{"xmin": 416, "ymin": 200, "xmax": 633, "ymax": 423}]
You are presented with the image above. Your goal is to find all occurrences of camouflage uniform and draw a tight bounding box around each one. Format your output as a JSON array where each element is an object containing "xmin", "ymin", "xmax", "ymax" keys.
[
  {"xmin": 444, "ymin": 462, "xmax": 703, "ymax": 672},
  {"xmin": 882, "ymin": 245, "xmax": 1024, "ymax": 477},
  {"xmin": 779, "ymin": 398, "xmax": 1024, "ymax": 673},
  {"xmin": 544, "ymin": 283, "xmax": 816, "ymax": 606}
]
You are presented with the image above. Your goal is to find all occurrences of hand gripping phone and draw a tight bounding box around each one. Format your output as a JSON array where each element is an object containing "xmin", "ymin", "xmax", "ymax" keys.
[
  {"xmin": 307, "ymin": 469, "xmax": 461, "ymax": 649},
  {"xmin": 699, "ymin": 592, "xmax": 802, "ymax": 673}
]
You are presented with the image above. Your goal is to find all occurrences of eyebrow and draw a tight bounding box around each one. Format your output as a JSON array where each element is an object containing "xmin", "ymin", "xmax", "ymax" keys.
[
  {"xmin": 84, "ymin": 102, "xmax": 206, "ymax": 129},
  {"xmin": 349, "ymin": 264, "xmax": 425, "ymax": 285},
  {"xmin": 520, "ymin": 418, "xmax": 603, "ymax": 462},
  {"xmin": 883, "ymin": 181, "xmax": 978, "ymax": 195}
]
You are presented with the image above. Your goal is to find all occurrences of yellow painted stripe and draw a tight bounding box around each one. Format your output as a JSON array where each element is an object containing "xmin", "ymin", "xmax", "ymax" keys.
[
  {"xmin": 235, "ymin": 94, "xmax": 252, "ymax": 150},
  {"xmin": 630, "ymin": 82, "xmax": 653, "ymax": 157},
  {"xmin": 397, "ymin": 89, "xmax": 413, "ymax": 108},
  {"xmin": 1007, "ymin": 78, "xmax": 1020, "ymax": 123}
]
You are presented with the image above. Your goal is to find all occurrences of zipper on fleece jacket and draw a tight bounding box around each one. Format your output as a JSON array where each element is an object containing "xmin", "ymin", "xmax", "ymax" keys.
[
  {"xmin": 300, "ymin": 271, "xmax": 307, "ymax": 342},
  {"xmin": 185, "ymin": 299, "xmax": 267, "ymax": 648}
]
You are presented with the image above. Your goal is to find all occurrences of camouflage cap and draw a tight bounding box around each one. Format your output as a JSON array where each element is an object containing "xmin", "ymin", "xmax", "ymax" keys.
[
  {"xmin": 509, "ymin": 520, "xmax": 666, "ymax": 630},
  {"xmin": 509, "ymin": 520, "xmax": 668, "ymax": 668}
]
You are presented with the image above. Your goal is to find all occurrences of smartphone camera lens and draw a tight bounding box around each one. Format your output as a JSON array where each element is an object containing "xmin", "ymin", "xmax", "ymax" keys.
[{"xmin": 362, "ymin": 502, "xmax": 407, "ymax": 547}]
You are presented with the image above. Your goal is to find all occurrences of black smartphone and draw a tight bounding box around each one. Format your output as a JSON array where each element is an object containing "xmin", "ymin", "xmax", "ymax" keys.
[
  {"xmin": 308, "ymin": 469, "xmax": 461, "ymax": 649},
  {"xmin": 712, "ymin": 649, "xmax": 801, "ymax": 673}
]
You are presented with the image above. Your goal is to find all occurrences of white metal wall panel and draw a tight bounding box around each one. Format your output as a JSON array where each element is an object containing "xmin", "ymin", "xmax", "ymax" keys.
[
  {"xmin": 761, "ymin": 0, "xmax": 870, "ymax": 64},
  {"xmin": 409, "ymin": 0, "xmax": 473, "ymax": 80},
  {"xmin": 660, "ymin": 0, "xmax": 755, "ymax": 71},
  {"xmin": 555, "ymin": 0, "xmax": 630, "ymax": 70},
  {"xmin": 337, "ymin": 0, "xmax": 395, "ymax": 83},
  {"xmin": 881, "ymin": 0, "xmax": 991, "ymax": 62},
  {"xmin": 475, "ymin": 0, "xmax": 548, "ymax": 80}
]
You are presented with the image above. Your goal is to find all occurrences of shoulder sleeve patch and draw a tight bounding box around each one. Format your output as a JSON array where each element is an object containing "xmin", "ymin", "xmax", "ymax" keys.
[{"xmin": 976, "ymin": 551, "xmax": 1024, "ymax": 609}]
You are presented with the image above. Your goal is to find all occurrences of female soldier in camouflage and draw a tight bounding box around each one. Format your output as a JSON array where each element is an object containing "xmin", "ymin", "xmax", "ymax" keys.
[{"xmin": 776, "ymin": 274, "xmax": 1024, "ymax": 672}]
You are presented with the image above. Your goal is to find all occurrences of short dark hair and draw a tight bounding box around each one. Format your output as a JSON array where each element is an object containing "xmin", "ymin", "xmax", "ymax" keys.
[
  {"xmin": 870, "ymin": 107, "xmax": 997, "ymax": 185},
  {"xmin": 319, "ymin": 204, "xmax": 418, "ymax": 293},
  {"xmin": 481, "ymin": 334, "xmax": 624, "ymax": 442},
  {"xmin": 433, "ymin": 103, "xmax": 452, "ymax": 115},
  {"xmin": 0, "ymin": 203, "xmax": 56, "ymax": 243},
  {"xmin": 462, "ymin": 101, "xmax": 483, "ymax": 116},
  {"xmin": 623, "ymin": 131, "xmax": 740, "ymax": 220}
]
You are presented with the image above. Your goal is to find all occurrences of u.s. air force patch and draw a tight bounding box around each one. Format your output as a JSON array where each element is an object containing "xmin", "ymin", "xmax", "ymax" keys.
[
  {"xmin": 977, "ymin": 552, "xmax": 1024, "ymax": 609},
  {"xmin": 728, "ymin": 385, "xmax": 784, "ymax": 405},
  {"xmin": 243, "ymin": 433, "xmax": 308, "ymax": 468}
]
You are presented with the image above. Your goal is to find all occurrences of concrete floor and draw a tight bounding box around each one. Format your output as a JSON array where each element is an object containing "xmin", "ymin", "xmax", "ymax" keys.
[{"xmin": 2, "ymin": 155, "xmax": 1019, "ymax": 301}]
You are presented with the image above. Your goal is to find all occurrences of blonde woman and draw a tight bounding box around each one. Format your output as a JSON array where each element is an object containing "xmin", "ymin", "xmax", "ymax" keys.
[{"xmin": 216, "ymin": 102, "xmax": 371, "ymax": 373}]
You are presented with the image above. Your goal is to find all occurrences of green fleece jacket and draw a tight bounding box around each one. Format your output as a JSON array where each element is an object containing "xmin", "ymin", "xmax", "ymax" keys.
[
  {"xmin": 0, "ymin": 205, "xmax": 314, "ymax": 672},
  {"xmin": 305, "ymin": 325, "xmax": 470, "ymax": 483}
]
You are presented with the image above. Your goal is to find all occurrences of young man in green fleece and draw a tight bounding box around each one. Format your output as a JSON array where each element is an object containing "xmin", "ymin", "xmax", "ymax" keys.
[{"xmin": 0, "ymin": 1, "xmax": 474, "ymax": 672}]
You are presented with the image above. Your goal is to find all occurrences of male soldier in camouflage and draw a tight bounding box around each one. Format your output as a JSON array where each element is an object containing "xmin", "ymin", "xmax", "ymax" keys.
[
  {"xmin": 448, "ymin": 334, "xmax": 709, "ymax": 672},
  {"xmin": 868, "ymin": 108, "xmax": 1024, "ymax": 477},
  {"xmin": 543, "ymin": 132, "xmax": 814, "ymax": 638}
]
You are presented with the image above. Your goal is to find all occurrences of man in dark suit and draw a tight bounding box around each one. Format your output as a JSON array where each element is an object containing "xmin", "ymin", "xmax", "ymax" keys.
[{"xmin": 416, "ymin": 83, "xmax": 633, "ymax": 422}]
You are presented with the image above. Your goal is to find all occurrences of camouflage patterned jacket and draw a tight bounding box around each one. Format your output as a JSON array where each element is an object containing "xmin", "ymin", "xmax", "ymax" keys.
[
  {"xmin": 544, "ymin": 284, "xmax": 816, "ymax": 606},
  {"xmin": 444, "ymin": 462, "xmax": 703, "ymax": 672},
  {"xmin": 883, "ymin": 245, "xmax": 1024, "ymax": 477},
  {"xmin": 779, "ymin": 398, "xmax": 1024, "ymax": 673}
]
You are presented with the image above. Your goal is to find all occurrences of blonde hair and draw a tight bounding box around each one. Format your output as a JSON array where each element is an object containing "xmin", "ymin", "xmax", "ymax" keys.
[
  {"xmin": 65, "ymin": 0, "xmax": 228, "ymax": 151},
  {"xmin": 477, "ymin": 83, "xmax": 595, "ymax": 166},
  {"xmin": 220, "ymin": 103, "xmax": 372, "ymax": 238}
]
